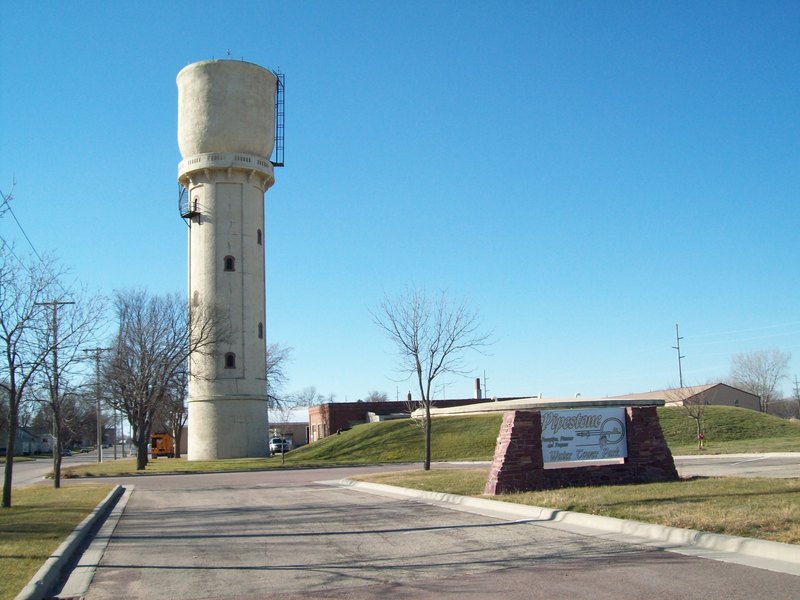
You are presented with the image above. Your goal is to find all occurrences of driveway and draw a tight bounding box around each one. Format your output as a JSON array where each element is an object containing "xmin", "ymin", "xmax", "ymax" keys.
[{"xmin": 58, "ymin": 466, "xmax": 798, "ymax": 600}]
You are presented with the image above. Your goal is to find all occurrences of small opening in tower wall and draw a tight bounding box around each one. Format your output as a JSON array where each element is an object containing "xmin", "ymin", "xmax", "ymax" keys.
[
  {"xmin": 224, "ymin": 256, "xmax": 236, "ymax": 271},
  {"xmin": 257, "ymin": 229, "xmax": 262, "ymax": 245},
  {"xmin": 258, "ymin": 323, "xmax": 264, "ymax": 339},
  {"xmin": 224, "ymin": 353, "xmax": 236, "ymax": 369}
]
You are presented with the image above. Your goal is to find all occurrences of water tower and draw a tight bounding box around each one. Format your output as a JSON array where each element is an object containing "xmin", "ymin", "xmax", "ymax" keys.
[{"xmin": 176, "ymin": 59, "xmax": 283, "ymax": 460}]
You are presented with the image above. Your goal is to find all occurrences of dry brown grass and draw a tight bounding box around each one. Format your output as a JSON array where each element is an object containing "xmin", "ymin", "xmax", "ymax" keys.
[{"xmin": 355, "ymin": 468, "xmax": 800, "ymax": 544}]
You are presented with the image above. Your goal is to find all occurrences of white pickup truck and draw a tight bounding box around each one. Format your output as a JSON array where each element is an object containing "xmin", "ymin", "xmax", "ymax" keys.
[{"xmin": 269, "ymin": 437, "xmax": 291, "ymax": 455}]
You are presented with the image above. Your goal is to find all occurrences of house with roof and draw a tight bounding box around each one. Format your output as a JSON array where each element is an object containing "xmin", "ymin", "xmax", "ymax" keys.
[
  {"xmin": 0, "ymin": 426, "xmax": 52, "ymax": 456},
  {"xmin": 609, "ymin": 383, "xmax": 760, "ymax": 411}
]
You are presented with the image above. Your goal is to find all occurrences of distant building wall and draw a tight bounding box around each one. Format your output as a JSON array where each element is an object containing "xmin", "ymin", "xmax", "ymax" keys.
[
  {"xmin": 269, "ymin": 422, "xmax": 308, "ymax": 447},
  {"xmin": 684, "ymin": 384, "xmax": 760, "ymax": 411},
  {"xmin": 611, "ymin": 383, "xmax": 760, "ymax": 412},
  {"xmin": 308, "ymin": 398, "xmax": 521, "ymax": 442}
]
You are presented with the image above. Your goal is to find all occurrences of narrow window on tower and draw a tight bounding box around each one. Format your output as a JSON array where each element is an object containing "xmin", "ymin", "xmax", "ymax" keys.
[
  {"xmin": 258, "ymin": 322, "xmax": 264, "ymax": 339},
  {"xmin": 224, "ymin": 256, "xmax": 236, "ymax": 271},
  {"xmin": 257, "ymin": 229, "xmax": 262, "ymax": 245},
  {"xmin": 224, "ymin": 353, "xmax": 236, "ymax": 369}
]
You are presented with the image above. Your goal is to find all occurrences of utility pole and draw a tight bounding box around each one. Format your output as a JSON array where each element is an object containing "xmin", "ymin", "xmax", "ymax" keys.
[
  {"xmin": 36, "ymin": 299, "xmax": 74, "ymax": 488},
  {"xmin": 672, "ymin": 324, "xmax": 685, "ymax": 388},
  {"xmin": 83, "ymin": 347, "xmax": 109, "ymax": 462}
]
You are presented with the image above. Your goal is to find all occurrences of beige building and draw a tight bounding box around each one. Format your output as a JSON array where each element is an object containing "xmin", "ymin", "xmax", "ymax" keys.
[{"xmin": 610, "ymin": 383, "xmax": 760, "ymax": 411}]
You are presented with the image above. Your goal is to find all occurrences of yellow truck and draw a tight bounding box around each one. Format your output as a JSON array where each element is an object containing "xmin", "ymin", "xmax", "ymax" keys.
[{"xmin": 150, "ymin": 432, "xmax": 175, "ymax": 458}]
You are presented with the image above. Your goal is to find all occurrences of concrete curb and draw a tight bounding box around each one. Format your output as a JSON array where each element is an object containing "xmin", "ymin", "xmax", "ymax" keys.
[
  {"xmin": 14, "ymin": 485, "xmax": 125, "ymax": 600},
  {"xmin": 336, "ymin": 479, "xmax": 800, "ymax": 572}
]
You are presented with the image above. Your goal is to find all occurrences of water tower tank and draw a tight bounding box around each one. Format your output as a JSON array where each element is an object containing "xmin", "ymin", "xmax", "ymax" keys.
[{"xmin": 177, "ymin": 59, "xmax": 277, "ymax": 160}]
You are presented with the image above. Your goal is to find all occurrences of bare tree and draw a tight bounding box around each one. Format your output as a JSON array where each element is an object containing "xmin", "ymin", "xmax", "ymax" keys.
[
  {"xmin": 266, "ymin": 343, "xmax": 293, "ymax": 408},
  {"xmin": 793, "ymin": 376, "xmax": 800, "ymax": 419},
  {"xmin": 0, "ymin": 245, "xmax": 63, "ymax": 507},
  {"xmin": 372, "ymin": 287, "xmax": 491, "ymax": 470},
  {"xmin": 154, "ymin": 364, "xmax": 188, "ymax": 459},
  {"xmin": 363, "ymin": 390, "xmax": 389, "ymax": 403},
  {"xmin": 666, "ymin": 384, "xmax": 718, "ymax": 450},
  {"xmin": 104, "ymin": 290, "xmax": 225, "ymax": 470},
  {"xmin": 0, "ymin": 181, "xmax": 14, "ymax": 219},
  {"xmin": 35, "ymin": 292, "xmax": 105, "ymax": 487},
  {"xmin": 730, "ymin": 349, "xmax": 791, "ymax": 413}
]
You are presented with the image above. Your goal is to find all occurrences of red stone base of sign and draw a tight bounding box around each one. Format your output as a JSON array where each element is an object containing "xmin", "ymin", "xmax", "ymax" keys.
[{"xmin": 484, "ymin": 407, "xmax": 678, "ymax": 495}]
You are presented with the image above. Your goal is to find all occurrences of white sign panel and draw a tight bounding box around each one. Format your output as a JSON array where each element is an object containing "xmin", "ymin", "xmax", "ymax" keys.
[{"xmin": 541, "ymin": 407, "xmax": 627, "ymax": 464}]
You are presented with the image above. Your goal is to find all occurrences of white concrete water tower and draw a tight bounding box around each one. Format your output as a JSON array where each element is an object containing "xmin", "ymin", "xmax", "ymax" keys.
[{"xmin": 176, "ymin": 59, "xmax": 280, "ymax": 460}]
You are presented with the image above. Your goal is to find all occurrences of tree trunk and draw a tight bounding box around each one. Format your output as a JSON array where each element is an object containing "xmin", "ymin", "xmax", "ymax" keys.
[
  {"xmin": 136, "ymin": 436, "xmax": 148, "ymax": 470},
  {"xmin": 423, "ymin": 402, "xmax": 431, "ymax": 471},
  {"xmin": 135, "ymin": 421, "xmax": 149, "ymax": 471},
  {"xmin": 173, "ymin": 427, "xmax": 182, "ymax": 459},
  {"xmin": 52, "ymin": 438, "xmax": 62, "ymax": 489},
  {"xmin": 694, "ymin": 418, "xmax": 703, "ymax": 450},
  {"xmin": 52, "ymin": 417, "xmax": 62, "ymax": 488},
  {"xmin": 2, "ymin": 410, "xmax": 18, "ymax": 507}
]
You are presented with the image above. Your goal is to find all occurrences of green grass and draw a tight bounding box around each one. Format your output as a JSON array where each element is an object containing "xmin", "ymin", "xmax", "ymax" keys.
[
  {"xmin": 61, "ymin": 407, "xmax": 800, "ymax": 479},
  {"xmin": 287, "ymin": 414, "xmax": 503, "ymax": 463},
  {"xmin": 657, "ymin": 406, "xmax": 800, "ymax": 453},
  {"xmin": 0, "ymin": 484, "xmax": 114, "ymax": 600},
  {"xmin": 354, "ymin": 468, "xmax": 800, "ymax": 544}
]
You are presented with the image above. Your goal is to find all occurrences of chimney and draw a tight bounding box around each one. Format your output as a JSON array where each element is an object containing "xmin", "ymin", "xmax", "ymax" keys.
[{"xmin": 475, "ymin": 378, "xmax": 482, "ymax": 400}]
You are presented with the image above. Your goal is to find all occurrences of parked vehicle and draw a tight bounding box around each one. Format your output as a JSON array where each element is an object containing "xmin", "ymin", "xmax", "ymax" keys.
[
  {"xmin": 269, "ymin": 437, "xmax": 290, "ymax": 455},
  {"xmin": 151, "ymin": 432, "xmax": 175, "ymax": 458}
]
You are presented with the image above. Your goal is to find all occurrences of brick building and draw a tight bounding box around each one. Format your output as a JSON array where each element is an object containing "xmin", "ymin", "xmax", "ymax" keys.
[{"xmin": 308, "ymin": 396, "xmax": 524, "ymax": 442}]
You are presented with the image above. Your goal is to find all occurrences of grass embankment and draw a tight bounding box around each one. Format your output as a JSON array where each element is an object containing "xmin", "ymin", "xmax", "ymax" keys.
[
  {"xmin": 355, "ymin": 469, "xmax": 800, "ymax": 544},
  {"xmin": 291, "ymin": 413, "xmax": 503, "ymax": 463},
  {"xmin": 657, "ymin": 406, "xmax": 800, "ymax": 454},
  {"xmin": 61, "ymin": 415, "xmax": 506, "ymax": 477},
  {"xmin": 0, "ymin": 484, "xmax": 114, "ymax": 600},
  {"xmin": 62, "ymin": 408, "xmax": 799, "ymax": 478}
]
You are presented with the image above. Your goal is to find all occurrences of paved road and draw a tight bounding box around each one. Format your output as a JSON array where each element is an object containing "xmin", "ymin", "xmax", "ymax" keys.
[
  {"xmin": 65, "ymin": 467, "xmax": 797, "ymax": 600},
  {"xmin": 4, "ymin": 452, "xmax": 797, "ymax": 489},
  {"xmin": 0, "ymin": 449, "xmax": 133, "ymax": 487},
  {"xmin": 675, "ymin": 453, "xmax": 800, "ymax": 478}
]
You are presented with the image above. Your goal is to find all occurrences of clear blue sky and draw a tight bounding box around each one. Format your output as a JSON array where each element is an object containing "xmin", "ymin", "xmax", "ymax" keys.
[{"xmin": 2, "ymin": 1, "xmax": 798, "ymax": 402}]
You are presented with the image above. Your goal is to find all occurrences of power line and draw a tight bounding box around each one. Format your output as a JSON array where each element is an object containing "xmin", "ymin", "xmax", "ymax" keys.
[
  {"xmin": 0, "ymin": 236, "xmax": 37, "ymax": 277},
  {"xmin": 688, "ymin": 321, "xmax": 800, "ymax": 340},
  {"xmin": 1, "ymin": 193, "xmax": 43, "ymax": 262}
]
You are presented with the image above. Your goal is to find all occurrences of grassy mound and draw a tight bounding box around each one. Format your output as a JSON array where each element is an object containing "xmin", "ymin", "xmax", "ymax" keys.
[
  {"xmin": 657, "ymin": 406, "xmax": 800, "ymax": 452},
  {"xmin": 290, "ymin": 407, "xmax": 799, "ymax": 463},
  {"xmin": 60, "ymin": 406, "xmax": 800, "ymax": 479},
  {"xmin": 287, "ymin": 414, "xmax": 504, "ymax": 464}
]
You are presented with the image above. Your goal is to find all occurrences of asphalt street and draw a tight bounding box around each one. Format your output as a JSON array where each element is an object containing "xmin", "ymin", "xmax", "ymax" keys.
[
  {"xmin": 4, "ymin": 452, "xmax": 799, "ymax": 489},
  {"xmin": 675, "ymin": 453, "xmax": 800, "ymax": 478},
  {"xmin": 52, "ymin": 466, "xmax": 798, "ymax": 600}
]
